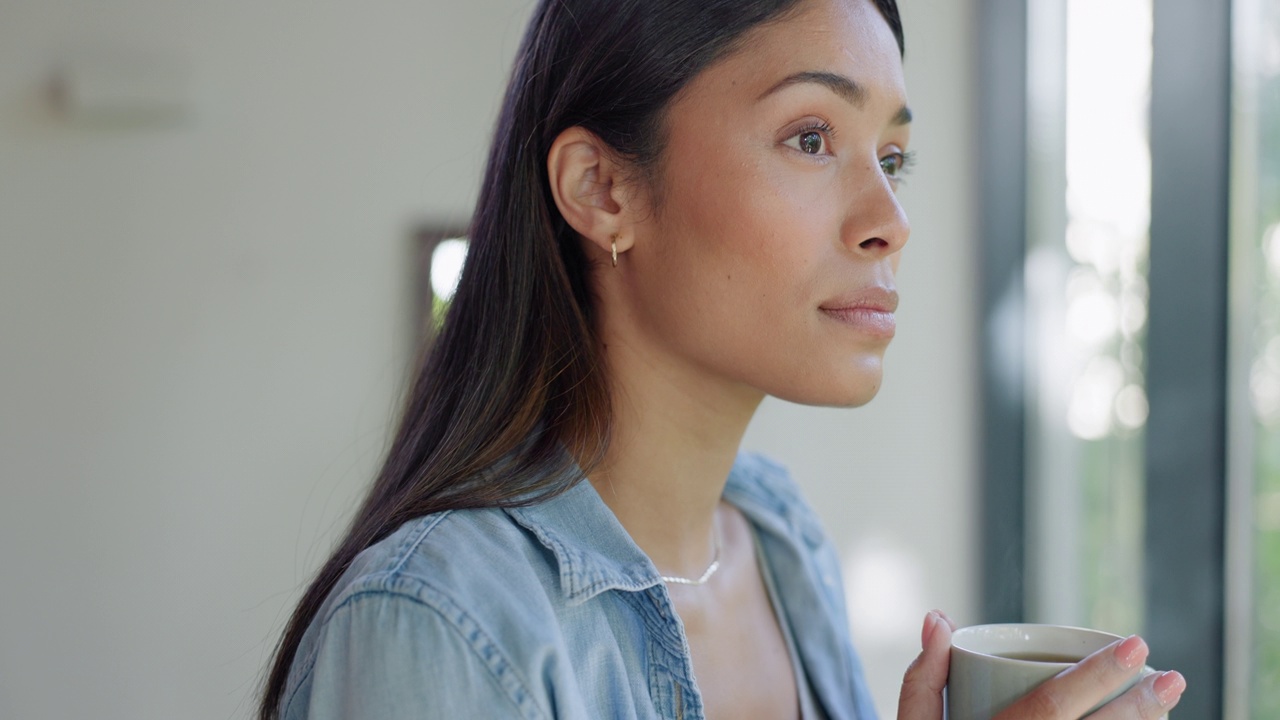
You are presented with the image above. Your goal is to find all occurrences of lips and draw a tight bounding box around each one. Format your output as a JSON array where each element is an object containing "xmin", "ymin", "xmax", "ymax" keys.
[{"xmin": 819, "ymin": 287, "xmax": 899, "ymax": 338}]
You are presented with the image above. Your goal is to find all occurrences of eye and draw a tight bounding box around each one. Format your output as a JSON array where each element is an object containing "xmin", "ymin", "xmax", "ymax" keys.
[
  {"xmin": 880, "ymin": 150, "xmax": 916, "ymax": 180},
  {"xmin": 783, "ymin": 123, "xmax": 834, "ymax": 156}
]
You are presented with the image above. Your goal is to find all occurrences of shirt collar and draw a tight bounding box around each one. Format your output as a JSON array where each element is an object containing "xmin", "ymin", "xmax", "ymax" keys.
[
  {"xmin": 722, "ymin": 452, "xmax": 828, "ymax": 551},
  {"xmin": 504, "ymin": 452, "xmax": 819, "ymax": 604},
  {"xmin": 505, "ymin": 469, "xmax": 665, "ymax": 604}
]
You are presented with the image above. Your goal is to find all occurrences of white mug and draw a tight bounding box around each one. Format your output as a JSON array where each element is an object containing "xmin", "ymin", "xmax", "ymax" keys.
[{"xmin": 947, "ymin": 623, "xmax": 1159, "ymax": 720}]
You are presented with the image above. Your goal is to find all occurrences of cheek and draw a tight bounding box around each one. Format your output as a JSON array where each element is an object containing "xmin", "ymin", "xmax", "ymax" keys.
[
  {"xmin": 641, "ymin": 152, "xmax": 846, "ymax": 365},
  {"xmin": 669, "ymin": 150, "xmax": 835, "ymax": 280}
]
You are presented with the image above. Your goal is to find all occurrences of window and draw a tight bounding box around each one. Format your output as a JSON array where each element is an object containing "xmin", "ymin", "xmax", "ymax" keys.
[
  {"xmin": 1024, "ymin": 0, "xmax": 1152, "ymax": 636},
  {"xmin": 979, "ymin": 0, "xmax": 1233, "ymax": 715},
  {"xmin": 1228, "ymin": 0, "xmax": 1280, "ymax": 715}
]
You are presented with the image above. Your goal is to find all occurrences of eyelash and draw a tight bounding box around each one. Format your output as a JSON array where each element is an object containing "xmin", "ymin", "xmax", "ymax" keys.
[
  {"xmin": 884, "ymin": 150, "xmax": 918, "ymax": 183},
  {"xmin": 785, "ymin": 121, "xmax": 837, "ymax": 155},
  {"xmin": 797, "ymin": 120, "xmax": 836, "ymax": 138}
]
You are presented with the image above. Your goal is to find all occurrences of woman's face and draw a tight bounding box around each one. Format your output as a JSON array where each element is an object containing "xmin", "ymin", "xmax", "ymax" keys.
[{"xmin": 620, "ymin": 0, "xmax": 911, "ymax": 408}]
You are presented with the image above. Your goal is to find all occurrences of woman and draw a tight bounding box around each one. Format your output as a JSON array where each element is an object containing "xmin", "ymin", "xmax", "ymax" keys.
[{"xmin": 259, "ymin": 0, "xmax": 1187, "ymax": 717}]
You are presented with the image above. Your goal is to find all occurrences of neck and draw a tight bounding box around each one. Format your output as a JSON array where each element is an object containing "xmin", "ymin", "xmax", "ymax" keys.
[{"xmin": 586, "ymin": 332, "xmax": 763, "ymax": 580}]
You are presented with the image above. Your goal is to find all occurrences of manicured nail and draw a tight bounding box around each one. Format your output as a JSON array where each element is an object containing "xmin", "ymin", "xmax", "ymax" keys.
[
  {"xmin": 922, "ymin": 611, "xmax": 939, "ymax": 648},
  {"xmin": 1154, "ymin": 671, "xmax": 1186, "ymax": 705},
  {"xmin": 1115, "ymin": 635, "xmax": 1148, "ymax": 669}
]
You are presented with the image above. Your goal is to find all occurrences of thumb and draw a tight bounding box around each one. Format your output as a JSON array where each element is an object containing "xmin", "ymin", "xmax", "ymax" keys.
[{"xmin": 897, "ymin": 611, "xmax": 955, "ymax": 720}]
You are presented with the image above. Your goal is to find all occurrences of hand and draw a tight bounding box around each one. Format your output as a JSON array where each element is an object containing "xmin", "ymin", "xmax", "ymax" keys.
[
  {"xmin": 993, "ymin": 635, "xmax": 1186, "ymax": 719},
  {"xmin": 897, "ymin": 610, "xmax": 957, "ymax": 720}
]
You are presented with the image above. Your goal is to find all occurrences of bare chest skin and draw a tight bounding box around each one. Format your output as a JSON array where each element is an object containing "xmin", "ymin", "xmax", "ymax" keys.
[{"xmin": 668, "ymin": 505, "xmax": 801, "ymax": 720}]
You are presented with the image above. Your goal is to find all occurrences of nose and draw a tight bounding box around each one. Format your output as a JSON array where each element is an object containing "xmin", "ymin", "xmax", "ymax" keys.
[{"xmin": 841, "ymin": 164, "xmax": 911, "ymax": 258}]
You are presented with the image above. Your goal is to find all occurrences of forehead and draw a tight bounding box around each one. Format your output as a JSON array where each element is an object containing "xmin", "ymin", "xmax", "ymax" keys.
[{"xmin": 689, "ymin": 0, "xmax": 907, "ymax": 109}]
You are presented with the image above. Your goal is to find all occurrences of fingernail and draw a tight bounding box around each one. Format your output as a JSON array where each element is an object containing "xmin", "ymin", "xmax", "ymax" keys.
[
  {"xmin": 1115, "ymin": 635, "xmax": 1148, "ymax": 669},
  {"xmin": 1154, "ymin": 671, "xmax": 1186, "ymax": 706},
  {"xmin": 921, "ymin": 611, "xmax": 938, "ymax": 648}
]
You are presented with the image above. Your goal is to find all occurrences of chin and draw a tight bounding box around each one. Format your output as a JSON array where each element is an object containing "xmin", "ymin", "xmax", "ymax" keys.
[
  {"xmin": 819, "ymin": 379, "xmax": 884, "ymax": 408},
  {"xmin": 771, "ymin": 362, "xmax": 887, "ymax": 409}
]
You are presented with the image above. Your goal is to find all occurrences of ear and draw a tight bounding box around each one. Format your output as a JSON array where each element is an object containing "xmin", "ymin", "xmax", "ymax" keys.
[{"xmin": 546, "ymin": 127, "xmax": 637, "ymax": 261}]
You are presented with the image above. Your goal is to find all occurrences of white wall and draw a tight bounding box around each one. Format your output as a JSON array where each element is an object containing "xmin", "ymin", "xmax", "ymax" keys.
[{"xmin": 0, "ymin": 1, "xmax": 975, "ymax": 718}]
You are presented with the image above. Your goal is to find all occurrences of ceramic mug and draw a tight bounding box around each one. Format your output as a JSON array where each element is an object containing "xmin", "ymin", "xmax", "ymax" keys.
[{"xmin": 947, "ymin": 623, "xmax": 1160, "ymax": 720}]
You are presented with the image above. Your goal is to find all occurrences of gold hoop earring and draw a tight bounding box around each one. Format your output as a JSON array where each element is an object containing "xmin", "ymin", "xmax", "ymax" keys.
[{"xmin": 611, "ymin": 235, "xmax": 619, "ymax": 268}]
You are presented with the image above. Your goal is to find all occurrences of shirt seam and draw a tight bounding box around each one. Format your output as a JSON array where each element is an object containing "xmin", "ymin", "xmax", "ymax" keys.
[
  {"xmin": 281, "ymin": 513, "xmax": 452, "ymax": 716},
  {"xmin": 387, "ymin": 511, "xmax": 451, "ymax": 576},
  {"xmin": 281, "ymin": 584, "xmax": 549, "ymax": 720}
]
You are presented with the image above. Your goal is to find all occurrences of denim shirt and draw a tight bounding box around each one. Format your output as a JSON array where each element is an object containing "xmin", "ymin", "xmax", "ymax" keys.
[{"xmin": 280, "ymin": 452, "xmax": 878, "ymax": 720}]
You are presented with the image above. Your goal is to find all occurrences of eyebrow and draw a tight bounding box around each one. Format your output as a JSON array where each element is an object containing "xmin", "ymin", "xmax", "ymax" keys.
[{"xmin": 757, "ymin": 70, "xmax": 913, "ymax": 126}]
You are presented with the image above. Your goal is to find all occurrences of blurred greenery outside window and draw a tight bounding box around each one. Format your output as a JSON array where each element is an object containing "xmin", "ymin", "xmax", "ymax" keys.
[
  {"xmin": 430, "ymin": 237, "xmax": 467, "ymax": 328},
  {"xmin": 417, "ymin": 233, "xmax": 469, "ymax": 337},
  {"xmin": 1248, "ymin": 120, "xmax": 1280, "ymax": 715},
  {"xmin": 1027, "ymin": 3, "xmax": 1280, "ymax": 715},
  {"xmin": 1240, "ymin": 0, "xmax": 1280, "ymax": 715},
  {"xmin": 1025, "ymin": 0, "xmax": 1151, "ymax": 639}
]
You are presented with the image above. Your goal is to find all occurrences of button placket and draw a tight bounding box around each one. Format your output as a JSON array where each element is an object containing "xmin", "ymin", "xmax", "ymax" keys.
[{"xmin": 627, "ymin": 585, "xmax": 702, "ymax": 719}]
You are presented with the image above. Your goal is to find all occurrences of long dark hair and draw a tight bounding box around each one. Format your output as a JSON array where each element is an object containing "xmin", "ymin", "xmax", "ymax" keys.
[{"xmin": 259, "ymin": 1, "xmax": 903, "ymax": 716}]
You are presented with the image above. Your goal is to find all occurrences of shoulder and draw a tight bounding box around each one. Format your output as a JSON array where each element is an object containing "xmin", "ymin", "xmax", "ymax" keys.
[
  {"xmin": 340, "ymin": 507, "xmax": 557, "ymax": 603},
  {"xmin": 282, "ymin": 509, "xmax": 562, "ymax": 719},
  {"xmin": 311, "ymin": 508, "xmax": 559, "ymax": 626}
]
